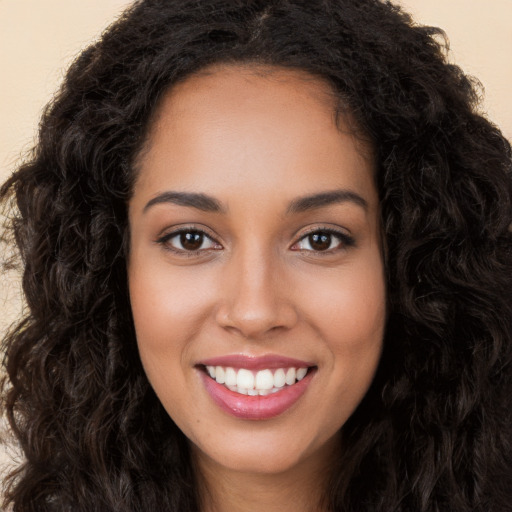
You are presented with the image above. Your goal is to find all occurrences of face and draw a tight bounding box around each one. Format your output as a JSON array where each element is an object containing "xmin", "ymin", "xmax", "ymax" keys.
[{"xmin": 128, "ymin": 65, "xmax": 386, "ymax": 477}]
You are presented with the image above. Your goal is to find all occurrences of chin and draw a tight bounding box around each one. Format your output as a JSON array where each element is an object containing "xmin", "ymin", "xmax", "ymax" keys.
[{"xmin": 191, "ymin": 427, "xmax": 340, "ymax": 477}]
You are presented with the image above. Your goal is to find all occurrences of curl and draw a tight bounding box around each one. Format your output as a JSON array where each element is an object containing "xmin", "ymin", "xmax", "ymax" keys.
[{"xmin": 1, "ymin": 1, "xmax": 511, "ymax": 510}]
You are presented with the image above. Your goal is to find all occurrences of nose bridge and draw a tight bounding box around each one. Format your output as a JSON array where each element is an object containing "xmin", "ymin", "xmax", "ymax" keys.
[{"xmin": 217, "ymin": 239, "xmax": 295, "ymax": 337}]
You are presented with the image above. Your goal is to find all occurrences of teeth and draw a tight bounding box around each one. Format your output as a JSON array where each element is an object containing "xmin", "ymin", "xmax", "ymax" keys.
[
  {"xmin": 255, "ymin": 369, "xmax": 274, "ymax": 390},
  {"xmin": 273, "ymin": 368, "xmax": 286, "ymax": 388},
  {"xmin": 215, "ymin": 366, "xmax": 225, "ymax": 384},
  {"xmin": 285, "ymin": 368, "xmax": 296, "ymax": 385},
  {"xmin": 225, "ymin": 367, "xmax": 237, "ymax": 386},
  {"xmin": 206, "ymin": 365, "xmax": 310, "ymax": 394},
  {"xmin": 296, "ymin": 367, "xmax": 308, "ymax": 381},
  {"xmin": 237, "ymin": 369, "xmax": 254, "ymax": 389}
]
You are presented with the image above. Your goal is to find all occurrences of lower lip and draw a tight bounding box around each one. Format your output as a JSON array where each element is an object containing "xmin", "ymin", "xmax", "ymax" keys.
[{"xmin": 200, "ymin": 369, "xmax": 315, "ymax": 420}]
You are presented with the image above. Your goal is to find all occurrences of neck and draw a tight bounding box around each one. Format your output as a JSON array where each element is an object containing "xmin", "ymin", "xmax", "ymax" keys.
[{"xmin": 194, "ymin": 437, "xmax": 338, "ymax": 512}]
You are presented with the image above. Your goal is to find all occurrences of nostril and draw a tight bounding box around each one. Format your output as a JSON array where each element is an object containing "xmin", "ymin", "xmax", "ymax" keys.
[{"xmin": 216, "ymin": 310, "xmax": 298, "ymax": 340}]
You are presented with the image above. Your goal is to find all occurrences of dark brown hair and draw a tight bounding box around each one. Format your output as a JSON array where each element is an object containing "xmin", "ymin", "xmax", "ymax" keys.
[{"xmin": 1, "ymin": 1, "xmax": 511, "ymax": 510}]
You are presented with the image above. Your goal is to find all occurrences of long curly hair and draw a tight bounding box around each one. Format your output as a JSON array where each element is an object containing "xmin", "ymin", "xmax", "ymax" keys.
[{"xmin": 1, "ymin": 0, "xmax": 511, "ymax": 510}]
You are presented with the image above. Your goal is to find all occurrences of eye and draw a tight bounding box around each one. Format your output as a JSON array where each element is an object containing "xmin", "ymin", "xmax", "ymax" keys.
[
  {"xmin": 157, "ymin": 229, "xmax": 222, "ymax": 253},
  {"xmin": 291, "ymin": 229, "xmax": 354, "ymax": 252}
]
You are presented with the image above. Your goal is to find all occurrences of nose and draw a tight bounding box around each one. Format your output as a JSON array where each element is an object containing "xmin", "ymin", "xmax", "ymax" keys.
[{"xmin": 215, "ymin": 247, "xmax": 298, "ymax": 339}]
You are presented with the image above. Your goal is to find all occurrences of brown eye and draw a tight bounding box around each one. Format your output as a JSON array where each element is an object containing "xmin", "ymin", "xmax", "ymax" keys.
[
  {"xmin": 180, "ymin": 231, "xmax": 204, "ymax": 251},
  {"xmin": 292, "ymin": 229, "xmax": 354, "ymax": 253},
  {"xmin": 308, "ymin": 232, "xmax": 332, "ymax": 251},
  {"xmin": 158, "ymin": 229, "xmax": 221, "ymax": 253}
]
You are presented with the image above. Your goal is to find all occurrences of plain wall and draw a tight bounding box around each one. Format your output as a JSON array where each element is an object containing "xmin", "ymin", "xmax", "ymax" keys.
[{"xmin": 1, "ymin": 0, "xmax": 511, "ymax": 469}]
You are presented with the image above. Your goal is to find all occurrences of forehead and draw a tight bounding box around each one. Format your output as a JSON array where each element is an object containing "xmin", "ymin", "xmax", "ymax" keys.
[
  {"xmin": 133, "ymin": 64, "xmax": 375, "ymax": 209},
  {"xmin": 163, "ymin": 64, "xmax": 337, "ymax": 117}
]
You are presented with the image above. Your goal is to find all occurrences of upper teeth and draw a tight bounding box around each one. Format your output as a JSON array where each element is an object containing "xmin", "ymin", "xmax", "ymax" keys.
[{"xmin": 206, "ymin": 365, "xmax": 308, "ymax": 395}]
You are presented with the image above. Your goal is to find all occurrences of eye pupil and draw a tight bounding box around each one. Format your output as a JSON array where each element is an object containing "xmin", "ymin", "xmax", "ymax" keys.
[
  {"xmin": 309, "ymin": 232, "xmax": 331, "ymax": 251},
  {"xmin": 180, "ymin": 231, "xmax": 203, "ymax": 250}
]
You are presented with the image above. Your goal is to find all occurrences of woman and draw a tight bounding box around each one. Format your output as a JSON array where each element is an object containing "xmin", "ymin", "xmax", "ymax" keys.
[{"xmin": 1, "ymin": 0, "xmax": 511, "ymax": 510}]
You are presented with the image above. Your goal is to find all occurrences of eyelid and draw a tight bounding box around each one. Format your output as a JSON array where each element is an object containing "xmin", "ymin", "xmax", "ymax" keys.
[
  {"xmin": 290, "ymin": 225, "xmax": 355, "ymax": 252},
  {"xmin": 154, "ymin": 223, "xmax": 354, "ymax": 256},
  {"xmin": 155, "ymin": 225, "xmax": 223, "ymax": 254}
]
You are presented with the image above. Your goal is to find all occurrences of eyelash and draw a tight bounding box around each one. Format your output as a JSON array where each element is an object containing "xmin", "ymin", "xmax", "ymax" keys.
[
  {"xmin": 156, "ymin": 226, "xmax": 355, "ymax": 256},
  {"xmin": 156, "ymin": 228, "xmax": 222, "ymax": 256},
  {"xmin": 290, "ymin": 227, "xmax": 355, "ymax": 254}
]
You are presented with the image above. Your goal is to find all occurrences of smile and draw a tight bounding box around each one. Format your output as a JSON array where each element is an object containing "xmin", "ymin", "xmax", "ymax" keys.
[
  {"xmin": 205, "ymin": 365, "xmax": 309, "ymax": 395},
  {"xmin": 198, "ymin": 356, "xmax": 316, "ymax": 420}
]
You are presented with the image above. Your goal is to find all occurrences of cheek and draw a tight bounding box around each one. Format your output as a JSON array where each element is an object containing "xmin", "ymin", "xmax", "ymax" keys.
[
  {"xmin": 304, "ymin": 256, "xmax": 385, "ymax": 334},
  {"xmin": 127, "ymin": 265, "xmax": 214, "ymax": 425},
  {"xmin": 129, "ymin": 261, "xmax": 216, "ymax": 342},
  {"xmin": 127, "ymin": 261, "xmax": 218, "ymax": 396},
  {"xmin": 298, "ymin": 253, "xmax": 386, "ymax": 379}
]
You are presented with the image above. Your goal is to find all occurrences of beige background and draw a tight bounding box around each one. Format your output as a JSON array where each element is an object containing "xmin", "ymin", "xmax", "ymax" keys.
[{"xmin": 1, "ymin": 0, "xmax": 511, "ymax": 470}]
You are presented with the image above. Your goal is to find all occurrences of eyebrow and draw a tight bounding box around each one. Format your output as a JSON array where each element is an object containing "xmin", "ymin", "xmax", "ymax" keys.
[
  {"xmin": 142, "ymin": 188, "xmax": 368, "ymax": 215},
  {"xmin": 286, "ymin": 189, "xmax": 368, "ymax": 214},
  {"xmin": 143, "ymin": 191, "xmax": 225, "ymax": 213}
]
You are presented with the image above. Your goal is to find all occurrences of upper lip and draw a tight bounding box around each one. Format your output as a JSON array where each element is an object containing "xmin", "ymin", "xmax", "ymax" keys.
[{"xmin": 197, "ymin": 354, "xmax": 314, "ymax": 371}]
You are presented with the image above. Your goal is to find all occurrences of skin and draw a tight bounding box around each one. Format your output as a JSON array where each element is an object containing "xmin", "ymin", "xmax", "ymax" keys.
[{"xmin": 128, "ymin": 65, "xmax": 386, "ymax": 512}]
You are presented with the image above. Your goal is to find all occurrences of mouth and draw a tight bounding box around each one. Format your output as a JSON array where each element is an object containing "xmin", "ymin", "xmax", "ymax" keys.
[
  {"xmin": 202, "ymin": 365, "xmax": 312, "ymax": 396},
  {"xmin": 197, "ymin": 356, "xmax": 317, "ymax": 420}
]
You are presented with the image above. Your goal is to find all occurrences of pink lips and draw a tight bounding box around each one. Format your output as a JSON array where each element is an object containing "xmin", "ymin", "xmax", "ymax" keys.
[
  {"xmin": 200, "ymin": 354, "xmax": 312, "ymax": 370},
  {"xmin": 198, "ymin": 355, "xmax": 315, "ymax": 420}
]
